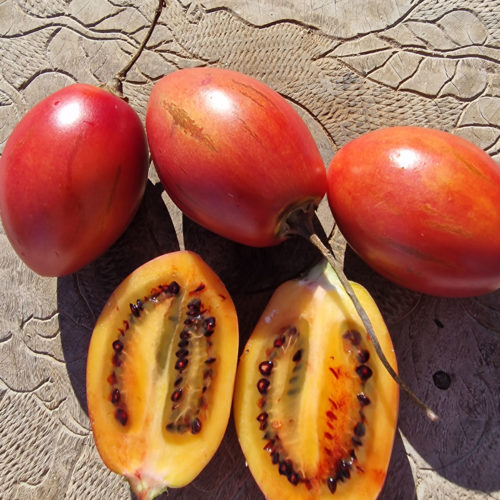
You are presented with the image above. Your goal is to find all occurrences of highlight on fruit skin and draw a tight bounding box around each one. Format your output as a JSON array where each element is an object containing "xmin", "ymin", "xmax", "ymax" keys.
[
  {"xmin": 86, "ymin": 251, "xmax": 239, "ymax": 499},
  {"xmin": 233, "ymin": 260, "xmax": 399, "ymax": 499}
]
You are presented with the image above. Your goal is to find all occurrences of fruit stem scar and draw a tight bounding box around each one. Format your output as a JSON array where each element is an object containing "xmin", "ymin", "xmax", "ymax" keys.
[{"xmin": 286, "ymin": 207, "xmax": 438, "ymax": 422}]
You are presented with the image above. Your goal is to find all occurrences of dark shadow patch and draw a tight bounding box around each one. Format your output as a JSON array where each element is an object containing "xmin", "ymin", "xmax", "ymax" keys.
[{"xmin": 59, "ymin": 180, "xmax": 179, "ymax": 415}]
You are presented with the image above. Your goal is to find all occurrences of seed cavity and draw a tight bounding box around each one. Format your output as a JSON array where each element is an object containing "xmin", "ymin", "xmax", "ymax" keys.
[
  {"xmin": 255, "ymin": 324, "xmax": 377, "ymax": 493},
  {"xmin": 165, "ymin": 294, "xmax": 218, "ymax": 435},
  {"xmin": 106, "ymin": 281, "xmax": 218, "ymax": 438}
]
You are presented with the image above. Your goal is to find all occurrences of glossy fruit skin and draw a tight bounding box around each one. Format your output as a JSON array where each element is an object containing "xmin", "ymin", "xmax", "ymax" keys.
[
  {"xmin": 146, "ymin": 67, "xmax": 327, "ymax": 247},
  {"xmin": 327, "ymin": 126, "xmax": 500, "ymax": 297},
  {"xmin": 0, "ymin": 83, "xmax": 149, "ymax": 276},
  {"xmin": 233, "ymin": 261, "xmax": 399, "ymax": 500},
  {"xmin": 87, "ymin": 251, "xmax": 239, "ymax": 499}
]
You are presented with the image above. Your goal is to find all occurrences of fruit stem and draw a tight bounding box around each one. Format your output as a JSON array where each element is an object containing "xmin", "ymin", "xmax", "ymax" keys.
[
  {"xmin": 286, "ymin": 206, "xmax": 439, "ymax": 422},
  {"xmin": 107, "ymin": 0, "xmax": 166, "ymax": 97}
]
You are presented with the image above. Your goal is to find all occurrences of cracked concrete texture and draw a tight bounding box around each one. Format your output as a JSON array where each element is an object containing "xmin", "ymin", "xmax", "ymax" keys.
[{"xmin": 0, "ymin": 1, "xmax": 499, "ymax": 499}]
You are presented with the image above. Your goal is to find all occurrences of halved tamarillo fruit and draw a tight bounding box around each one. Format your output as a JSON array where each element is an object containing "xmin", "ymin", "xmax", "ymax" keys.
[
  {"xmin": 86, "ymin": 251, "xmax": 239, "ymax": 499},
  {"xmin": 233, "ymin": 261, "xmax": 399, "ymax": 499}
]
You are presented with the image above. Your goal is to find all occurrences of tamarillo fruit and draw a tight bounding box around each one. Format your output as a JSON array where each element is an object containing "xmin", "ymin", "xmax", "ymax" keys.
[
  {"xmin": 233, "ymin": 260, "xmax": 399, "ymax": 499},
  {"xmin": 86, "ymin": 251, "xmax": 239, "ymax": 499},
  {"xmin": 0, "ymin": 83, "xmax": 149, "ymax": 276},
  {"xmin": 145, "ymin": 67, "xmax": 327, "ymax": 247},
  {"xmin": 326, "ymin": 126, "xmax": 500, "ymax": 297}
]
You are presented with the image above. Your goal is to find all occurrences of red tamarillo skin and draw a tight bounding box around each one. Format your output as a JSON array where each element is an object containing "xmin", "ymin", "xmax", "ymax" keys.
[
  {"xmin": 327, "ymin": 127, "xmax": 500, "ymax": 297},
  {"xmin": 146, "ymin": 67, "xmax": 327, "ymax": 247},
  {"xmin": 0, "ymin": 83, "xmax": 149, "ymax": 276}
]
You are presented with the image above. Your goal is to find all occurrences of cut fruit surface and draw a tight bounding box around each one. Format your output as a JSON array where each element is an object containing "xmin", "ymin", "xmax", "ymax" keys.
[
  {"xmin": 233, "ymin": 261, "xmax": 399, "ymax": 499},
  {"xmin": 86, "ymin": 251, "xmax": 239, "ymax": 499}
]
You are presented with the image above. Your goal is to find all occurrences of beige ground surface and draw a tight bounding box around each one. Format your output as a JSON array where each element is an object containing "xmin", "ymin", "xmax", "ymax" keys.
[{"xmin": 0, "ymin": 1, "xmax": 499, "ymax": 499}]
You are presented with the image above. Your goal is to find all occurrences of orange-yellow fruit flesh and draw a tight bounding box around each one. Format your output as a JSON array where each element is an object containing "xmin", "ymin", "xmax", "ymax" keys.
[
  {"xmin": 87, "ymin": 251, "xmax": 239, "ymax": 497},
  {"xmin": 233, "ymin": 268, "xmax": 399, "ymax": 500}
]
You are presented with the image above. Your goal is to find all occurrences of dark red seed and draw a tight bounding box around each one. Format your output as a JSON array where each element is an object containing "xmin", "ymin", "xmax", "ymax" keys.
[
  {"xmin": 188, "ymin": 298, "xmax": 201, "ymax": 309},
  {"xmin": 205, "ymin": 357, "xmax": 216, "ymax": 364},
  {"xmin": 176, "ymin": 349, "xmax": 189, "ymax": 358},
  {"xmin": 204, "ymin": 317, "xmax": 216, "ymax": 330},
  {"xmin": 171, "ymin": 389, "xmax": 182, "ymax": 402},
  {"xmin": 288, "ymin": 472, "xmax": 300, "ymax": 485},
  {"xmin": 115, "ymin": 408, "xmax": 128, "ymax": 426},
  {"xmin": 112, "ymin": 353, "xmax": 121, "ymax": 367},
  {"xmin": 192, "ymin": 283, "xmax": 205, "ymax": 293},
  {"xmin": 327, "ymin": 477, "xmax": 337, "ymax": 494},
  {"xmin": 180, "ymin": 330, "xmax": 191, "ymax": 340},
  {"xmin": 257, "ymin": 411, "xmax": 268, "ymax": 422},
  {"xmin": 174, "ymin": 377, "xmax": 183, "ymax": 386},
  {"xmin": 343, "ymin": 329, "xmax": 362, "ymax": 346},
  {"xmin": 356, "ymin": 365, "xmax": 373, "ymax": 382},
  {"xmin": 175, "ymin": 358, "xmax": 189, "ymax": 372},
  {"xmin": 274, "ymin": 336, "xmax": 286, "ymax": 348},
  {"xmin": 357, "ymin": 349, "xmax": 370, "ymax": 363},
  {"xmin": 178, "ymin": 338, "xmax": 189, "ymax": 348},
  {"xmin": 352, "ymin": 437, "xmax": 363, "ymax": 447},
  {"xmin": 204, "ymin": 329, "xmax": 215, "ymax": 338},
  {"xmin": 184, "ymin": 318, "xmax": 194, "ymax": 326},
  {"xmin": 354, "ymin": 422, "xmax": 366, "ymax": 437},
  {"xmin": 166, "ymin": 422, "xmax": 175, "ymax": 432},
  {"xmin": 263, "ymin": 440, "xmax": 275, "ymax": 453},
  {"xmin": 191, "ymin": 417, "xmax": 202, "ymax": 434},
  {"xmin": 292, "ymin": 349, "xmax": 303, "ymax": 363},
  {"xmin": 112, "ymin": 340, "xmax": 123, "ymax": 353},
  {"xmin": 257, "ymin": 378, "xmax": 270, "ymax": 395},
  {"xmin": 259, "ymin": 360, "xmax": 273, "ymax": 376},
  {"xmin": 130, "ymin": 300, "xmax": 143, "ymax": 317},
  {"xmin": 357, "ymin": 392, "xmax": 371, "ymax": 406},
  {"xmin": 111, "ymin": 389, "xmax": 120, "ymax": 404},
  {"xmin": 168, "ymin": 281, "xmax": 180, "ymax": 295},
  {"xmin": 279, "ymin": 460, "xmax": 291, "ymax": 476},
  {"xmin": 272, "ymin": 451, "xmax": 280, "ymax": 464},
  {"xmin": 337, "ymin": 459, "xmax": 351, "ymax": 480}
]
